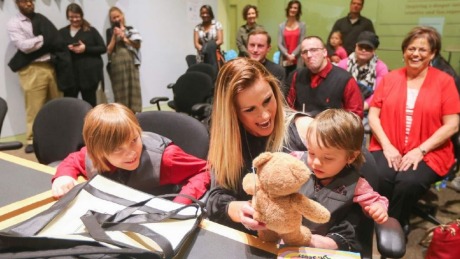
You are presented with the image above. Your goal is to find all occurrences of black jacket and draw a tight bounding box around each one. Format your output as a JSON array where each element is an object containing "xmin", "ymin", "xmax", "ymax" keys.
[
  {"xmin": 59, "ymin": 25, "xmax": 106, "ymax": 90},
  {"xmin": 8, "ymin": 13, "xmax": 74, "ymax": 91}
]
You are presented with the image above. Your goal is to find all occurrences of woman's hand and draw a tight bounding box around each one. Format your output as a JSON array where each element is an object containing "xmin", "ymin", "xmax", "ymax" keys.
[
  {"xmin": 400, "ymin": 148, "xmax": 424, "ymax": 171},
  {"xmin": 382, "ymin": 144, "xmax": 402, "ymax": 170},
  {"xmin": 113, "ymin": 26, "xmax": 125, "ymax": 37},
  {"xmin": 287, "ymin": 53, "xmax": 296, "ymax": 62},
  {"xmin": 52, "ymin": 176, "xmax": 77, "ymax": 199},
  {"xmin": 239, "ymin": 202, "xmax": 266, "ymax": 231},
  {"xmin": 228, "ymin": 201, "xmax": 266, "ymax": 231},
  {"xmin": 68, "ymin": 40, "xmax": 86, "ymax": 54}
]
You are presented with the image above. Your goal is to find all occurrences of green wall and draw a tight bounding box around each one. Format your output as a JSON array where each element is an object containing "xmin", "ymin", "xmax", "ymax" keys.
[{"xmin": 223, "ymin": 0, "xmax": 460, "ymax": 72}]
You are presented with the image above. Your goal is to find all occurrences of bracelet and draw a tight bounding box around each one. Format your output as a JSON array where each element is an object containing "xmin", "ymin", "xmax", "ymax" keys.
[{"xmin": 418, "ymin": 147, "xmax": 427, "ymax": 156}]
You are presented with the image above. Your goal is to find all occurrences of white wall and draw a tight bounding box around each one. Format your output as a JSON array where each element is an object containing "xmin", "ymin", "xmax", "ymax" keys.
[{"xmin": 0, "ymin": 0, "xmax": 217, "ymax": 138}]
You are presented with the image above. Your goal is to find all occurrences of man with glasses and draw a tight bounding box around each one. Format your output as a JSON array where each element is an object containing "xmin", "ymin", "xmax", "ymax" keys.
[
  {"xmin": 7, "ymin": 0, "xmax": 63, "ymax": 153},
  {"xmin": 327, "ymin": 0, "xmax": 375, "ymax": 56},
  {"xmin": 286, "ymin": 36, "xmax": 363, "ymax": 118}
]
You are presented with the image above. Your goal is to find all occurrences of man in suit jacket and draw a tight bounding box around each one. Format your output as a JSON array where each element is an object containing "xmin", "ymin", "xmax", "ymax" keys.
[{"xmin": 7, "ymin": 0, "xmax": 63, "ymax": 153}]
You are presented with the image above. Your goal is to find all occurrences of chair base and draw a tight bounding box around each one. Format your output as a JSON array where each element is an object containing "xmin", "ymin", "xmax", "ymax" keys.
[
  {"xmin": 0, "ymin": 141, "xmax": 23, "ymax": 151},
  {"xmin": 413, "ymin": 202, "xmax": 444, "ymax": 225}
]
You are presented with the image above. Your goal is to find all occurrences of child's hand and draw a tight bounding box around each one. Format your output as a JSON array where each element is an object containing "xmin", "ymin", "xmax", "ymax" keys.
[
  {"xmin": 52, "ymin": 176, "xmax": 77, "ymax": 199},
  {"xmin": 365, "ymin": 203, "xmax": 388, "ymax": 224}
]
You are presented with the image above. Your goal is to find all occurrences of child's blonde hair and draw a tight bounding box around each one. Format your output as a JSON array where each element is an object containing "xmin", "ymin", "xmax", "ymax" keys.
[
  {"xmin": 306, "ymin": 109, "xmax": 365, "ymax": 168},
  {"xmin": 83, "ymin": 103, "xmax": 142, "ymax": 172}
]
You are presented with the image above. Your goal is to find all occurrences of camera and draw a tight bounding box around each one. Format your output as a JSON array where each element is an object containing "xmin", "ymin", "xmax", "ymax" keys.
[
  {"xmin": 113, "ymin": 21, "xmax": 121, "ymax": 28},
  {"xmin": 72, "ymin": 42, "xmax": 81, "ymax": 46}
]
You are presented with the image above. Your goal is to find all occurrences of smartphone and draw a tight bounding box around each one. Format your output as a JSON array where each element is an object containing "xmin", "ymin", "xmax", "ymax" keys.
[
  {"xmin": 72, "ymin": 42, "xmax": 81, "ymax": 46},
  {"xmin": 113, "ymin": 21, "xmax": 121, "ymax": 28}
]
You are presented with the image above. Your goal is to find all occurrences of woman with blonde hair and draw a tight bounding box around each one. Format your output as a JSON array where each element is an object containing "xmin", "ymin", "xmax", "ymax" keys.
[
  {"xmin": 207, "ymin": 58, "xmax": 313, "ymax": 231},
  {"xmin": 106, "ymin": 7, "xmax": 142, "ymax": 112},
  {"xmin": 51, "ymin": 103, "xmax": 210, "ymax": 204},
  {"xmin": 207, "ymin": 58, "xmax": 389, "ymax": 251}
]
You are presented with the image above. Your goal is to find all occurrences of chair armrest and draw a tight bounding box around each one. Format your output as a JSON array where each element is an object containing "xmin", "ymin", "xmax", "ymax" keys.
[
  {"xmin": 0, "ymin": 141, "xmax": 23, "ymax": 151},
  {"xmin": 191, "ymin": 103, "xmax": 212, "ymax": 120},
  {"xmin": 374, "ymin": 217, "xmax": 406, "ymax": 258},
  {"xmin": 150, "ymin": 97, "xmax": 169, "ymax": 110}
]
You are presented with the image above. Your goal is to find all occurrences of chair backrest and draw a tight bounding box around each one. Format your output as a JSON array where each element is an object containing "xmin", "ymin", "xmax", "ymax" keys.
[
  {"xmin": 186, "ymin": 63, "xmax": 217, "ymax": 83},
  {"xmin": 136, "ymin": 111, "xmax": 209, "ymax": 160},
  {"xmin": 185, "ymin": 54, "xmax": 197, "ymax": 67},
  {"xmin": 33, "ymin": 98, "xmax": 93, "ymax": 165},
  {"xmin": 0, "ymin": 97, "xmax": 8, "ymax": 135},
  {"xmin": 172, "ymin": 71, "xmax": 213, "ymax": 116}
]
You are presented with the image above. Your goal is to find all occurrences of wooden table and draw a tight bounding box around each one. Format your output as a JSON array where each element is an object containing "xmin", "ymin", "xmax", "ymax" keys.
[
  {"xmin": 0, "ymin": 155, "xmax": 360, "ymax": 258},
  {"xmin": 0, "ymin": 152, "xmax": 55, "ymax": 224}
]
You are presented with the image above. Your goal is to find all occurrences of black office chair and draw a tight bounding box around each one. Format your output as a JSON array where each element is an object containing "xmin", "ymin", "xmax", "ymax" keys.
[
  {"xmin": 136, "ymin": 110, "xmax": 209, "ymax": 160},
  {"xmin": 136, "ymin": 110, "xmax": 210, "ymax": 197},
  {"xmin": 32, "ymin": 98, "xmax": 92, "ymax": 166},
  {"xmin": 150, "ymin": 71, "xmax": 213, "ymax": 121},
  {"xmin": 186, "ymin": 54, "xmax": 197, "ymax": 67},
  {"xmin": 0, "ymin": 97, "xmax": 23, "ymax": 151},
  {"xmin": 413, "ymin": 131, "xmax": 460, "ymax": 225},
  {"xmin": 358, "ymin": 149, "xmax": 406, "ymax": 259},
  {"xmin": 186, "ymin": 63, "xmax": 217, "ymax": 83}
]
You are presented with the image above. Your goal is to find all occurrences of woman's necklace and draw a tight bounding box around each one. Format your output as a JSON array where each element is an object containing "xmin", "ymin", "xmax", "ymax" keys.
[{"xmin": 243, "ymin": 129, "xmax": 256, "ymax": 175}]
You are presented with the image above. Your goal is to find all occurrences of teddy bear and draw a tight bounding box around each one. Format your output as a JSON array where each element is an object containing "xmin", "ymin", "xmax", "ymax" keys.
[{"xmin": 242, "ymin": 152, "xmax": 330, "ymax": 246}]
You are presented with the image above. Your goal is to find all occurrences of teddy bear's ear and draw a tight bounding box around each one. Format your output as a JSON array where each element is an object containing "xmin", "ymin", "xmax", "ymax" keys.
[{"xmin": 253, "ymin": 152, "xmax": 273, "ymax": 168}]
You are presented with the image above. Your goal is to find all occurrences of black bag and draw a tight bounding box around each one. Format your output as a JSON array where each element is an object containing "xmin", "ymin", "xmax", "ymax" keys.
[
  {"xmin": 0, "ymin": 175, "xmax": 206, "ymax": 259},
  {"xmin": 357, "ymin": 82, "xmax": 374, "ymax": 100}
]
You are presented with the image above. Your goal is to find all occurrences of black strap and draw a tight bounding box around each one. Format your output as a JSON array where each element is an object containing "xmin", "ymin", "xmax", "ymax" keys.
[
  {"xmin": 1, "ymin": 176, "xmax": 206, "ymax": 258},
  {"xmin": 0, "ymin": 245, "xmax": 158, "ymax": 259}
]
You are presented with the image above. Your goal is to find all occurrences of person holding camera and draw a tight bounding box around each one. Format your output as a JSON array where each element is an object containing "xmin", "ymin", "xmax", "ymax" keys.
[
  {"xmin": 106, "ymin": 6, "xmax": 142, "ymax": 113},
  {"xmin": 59, "ymin": 3, "xmax": 106, "ymax": 107}
]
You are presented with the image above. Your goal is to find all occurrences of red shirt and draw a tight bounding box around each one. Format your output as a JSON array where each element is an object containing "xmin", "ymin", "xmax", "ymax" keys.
[
  {"xmin": 284, "ymin": 27, "xmax": 300, "ymax": 64},
  {"xmin": 287, "ymin": 61, "xmax": 364, "ymax": 118},
  {"xmin": 54, "ymin": 144, "xmax": 210, "ymax": 204}
]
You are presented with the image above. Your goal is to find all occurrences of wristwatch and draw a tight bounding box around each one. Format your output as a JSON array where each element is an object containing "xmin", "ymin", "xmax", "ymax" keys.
[{"xmin": 418, "ymin": 147, "xmax": 427, "ymax": 156}]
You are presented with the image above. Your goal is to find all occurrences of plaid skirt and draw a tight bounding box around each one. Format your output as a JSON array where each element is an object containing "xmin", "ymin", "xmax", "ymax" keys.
[{"xmin": 109, "ymin": 43, "xmax": 142, "ymax": 112}]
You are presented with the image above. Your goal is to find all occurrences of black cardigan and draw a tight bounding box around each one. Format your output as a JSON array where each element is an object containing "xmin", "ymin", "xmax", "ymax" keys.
[{"xmin": 58, "ymin": 25, "xmax": 106, "ymax": 90}]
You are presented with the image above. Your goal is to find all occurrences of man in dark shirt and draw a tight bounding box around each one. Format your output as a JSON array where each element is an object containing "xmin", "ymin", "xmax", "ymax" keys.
[
  {"xmin": 286, "ymin": 36, "xmax": 363, "ymax": 118},
  {"xmin": 247, "ymin": 29, "xmax": 286, "ymax": 87},
  {"xmin": 327, "ymin": 0, "xmax": 375, "ymax": 55}
]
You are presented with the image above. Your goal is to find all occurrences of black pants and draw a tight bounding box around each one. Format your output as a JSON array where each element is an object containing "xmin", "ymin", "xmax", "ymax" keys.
[
  {"xmin": 371, "ymin": 150, "xmax": 442, "ymax": 226},
  {"xmin": 64, "ymin": 87, "xmax": 97, "ymax": 107}
]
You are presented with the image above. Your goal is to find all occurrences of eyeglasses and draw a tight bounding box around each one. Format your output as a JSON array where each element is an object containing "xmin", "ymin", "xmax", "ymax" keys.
[
  {"xmin": 406, "ymin": 47, "xmax": 430, "ymax": 55},
  {"xmin": 301, "ymin": 48, "xmax": 324, "ymax": 55},
  {"xmin": 68, "ymin": 16, "xmax": 82, "ymax": 20},
  {"xmin": 357, "ymin": 44, "xmax": 374, "ymax": 52},
  {"xmin": 17, "ymin": 0, "xmax": 35, "ymax": 4}
]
